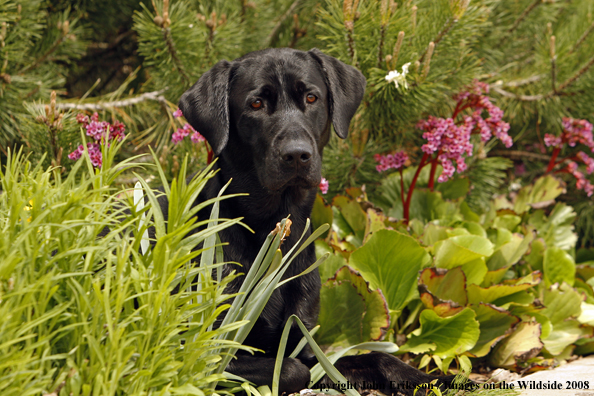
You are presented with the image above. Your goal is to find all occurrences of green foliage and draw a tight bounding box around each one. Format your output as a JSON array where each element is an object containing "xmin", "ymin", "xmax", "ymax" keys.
[
  {"xmin": 0, "ymin": 147, "xmax": 260, "ymax": 395},
  {"xmin": 312, "ymin": 173, "xmax": 594, "ymax": 374}
]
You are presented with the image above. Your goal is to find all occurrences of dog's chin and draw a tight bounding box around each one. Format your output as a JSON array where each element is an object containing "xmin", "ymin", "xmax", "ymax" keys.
[{"xmin": 262, "ymin": 175, "xmax": 320, "ymax": 194}]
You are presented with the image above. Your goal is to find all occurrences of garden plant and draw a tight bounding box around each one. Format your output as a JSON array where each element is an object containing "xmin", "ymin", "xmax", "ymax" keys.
[{"xmin": 2, "ymin": 0, "xmax": 594, "ymax": 395}]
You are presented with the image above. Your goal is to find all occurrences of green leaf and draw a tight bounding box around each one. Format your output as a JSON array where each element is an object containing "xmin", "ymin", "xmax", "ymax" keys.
[
  {"xmin": 468, "ymin": 303, "xmax": 519, "ymax": 358},
  {"xmin": 489, "ymin": 321, "xmax": 543, "ymax": 368},
  {"xmin": 316, "ymin": 266, "xmax": 390, "ymax": 346},
  {"xmin": 492, "ymin": 215, "xmax": 521, "ymax": 232},
  {"xmin": 315, "ymin": 240, "xmax": 348, "ymax": 282},
  {"xmin": 544, "ymin": 319, "xmax": 594, "ymax": 356},
  {"xmin": 513, "ymin": 176, "xmax": 565, "ymax": 214},
  {"xmin": 349, "ymin": 229, "xmax": 431, "ymax": 311},
  {"xmin": 578, "ymin": 302, "xmax": 594, "ymax": 326},
  {"xmin": 434, "ymin": 235, "xmax": 494, "ymax": 269},
  {"xmin": 529, "ymin": 203, "xmax": 577, "ymax": 251},
  {"xmin": 486, "ymin": 232, "xmax": 533, "ymax": 271},
  {"xmin": 400, "ymin": 308, "xmax": 480, "ymax": 358},
  {"xmin": 467, "ymin": 272, "xmax": 541, "ymax": 305},
  {"xmin": 312, "ymin": 194, "xmax": 333, "ymax": 239},
  {"xmin": 542, "ymin": 283, "xmax": 583, "ymax": 325},
  {"xmin": 333, "ymin": 195, "xmax": 366, "ymax": 238},
  {"xmin": 419, "ymin": 267, "xmax": 467, "ymax": 306},
  {"xmin": 435, "ymin": 177, "xmax": 469, "ymax": 200},
  {"xmin": 543, "ymin": 247, "xmax": 576, "ymax": 287},
  {"xmin": 461, "ymin": 258, "xmax": 488, "ymax": 285}
]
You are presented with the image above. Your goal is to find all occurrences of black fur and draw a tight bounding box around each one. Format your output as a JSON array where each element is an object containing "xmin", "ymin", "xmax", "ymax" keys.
[{"xmin": 177, "ymin": 48, "xmax": 457, "ymax": 396}]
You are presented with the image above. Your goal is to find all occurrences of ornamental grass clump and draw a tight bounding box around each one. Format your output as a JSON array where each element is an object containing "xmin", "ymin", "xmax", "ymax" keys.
[{"xmin": 0, "ymin": 145, "xmax": 256, "ymax": 396}]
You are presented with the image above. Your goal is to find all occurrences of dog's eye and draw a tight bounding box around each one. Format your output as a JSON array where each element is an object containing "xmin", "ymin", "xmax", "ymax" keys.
[
  {"xmin": 306, "ymin": 94, "xmax": 317, "ymax": 104},
  {"xmin": 251, "ymin": 100, "xmax": 263, "ymax": 109}
]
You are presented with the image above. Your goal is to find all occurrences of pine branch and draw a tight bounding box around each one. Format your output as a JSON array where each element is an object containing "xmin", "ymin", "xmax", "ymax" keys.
[
  {"xmin": 491, "ymin": 86, "xmax": 545, "ymax": 101},
  {"xmin": 503, "ymin": 0, "xmax": 542, "ymax": 41},
  {"xmin": 491, "ymin": 150, "xmax": 550, "ymax": 161},
  {"xmin": 557, "ymin": 54, "xmax": 594, "ymax": 92},
  {"xmin": 265, "ymin": 0, "xmax": 303, "ymax": 47},
  {"xmin": 20, "ymin": 33, "xmax": 67, "ymax": 74},
  {"xmin": 418, "ymin": 16, "xmax": 456, "ymax": 63},
  {"xmin": 162, "ymin": 28, "xmax": 190, "ymax": 86},
  {"xmin": 569, "ymin": 20, "xmax": 594, "ymax": 54},
  {"xmin": 47, "ymin": 89, "xmax": 168, "ymax": 111}
]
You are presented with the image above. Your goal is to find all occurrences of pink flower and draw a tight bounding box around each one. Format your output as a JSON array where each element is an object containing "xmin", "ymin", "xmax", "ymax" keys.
[
  {"xmin": 566, "ymin": 160, "xmax": 593, "ymax": 196},
  {"xmin": 561, "ymin": 118, "xmax": 594, "ymax": 150},
  {"xmin": 109, "ymin": 120, "xmax": 126, "ymax": 141},
  {"xmin": 173, "ymin": 108, "xmax": 183, "ymax": 118},
  {"xmin": 67, "ymin": 143, "xmax": 102, "ymax": 168},
  {"xmin": 69, "ymin": 113, "xmax": 125, "ymax": 168},
  {"xmin": 544, "ymin": 134, "xmax": 562, "ymax": 148},
  {"xmin": 191, "ymin": 131, "xmax": 205, "ymax": 143},
  {"xmin": 319, "ymin": 178, "xmax": 329, "ymax": 194},
  {"xmin": 172, "ymin": 123, "xmax": 197, "ymax": 144},
  {"xmin": 577, "ymin": 151, "xmax": 594, "ymax": 174},
  {"xmin": 374, "ymin": 150, "xmax": 409, "ymax": 172}
]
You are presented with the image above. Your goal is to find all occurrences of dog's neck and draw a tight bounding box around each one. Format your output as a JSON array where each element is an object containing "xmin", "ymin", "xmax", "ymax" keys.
[{"xmin": 207, "ymin": 155, "xmax": 318, "ymax": 239}]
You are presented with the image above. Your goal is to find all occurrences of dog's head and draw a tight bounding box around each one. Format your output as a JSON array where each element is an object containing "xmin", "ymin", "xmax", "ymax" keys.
[{"xmin": 179, "ymin": 48, "xmax": 366, "ymax": 193}]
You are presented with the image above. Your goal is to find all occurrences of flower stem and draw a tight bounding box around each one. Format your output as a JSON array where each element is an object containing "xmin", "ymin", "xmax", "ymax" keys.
[
  {"xmin": 546, "ymin": 147, "xmax": 561, "ymax": 173},
  {"xmin": 400, "ymin": 167, "xmax": 405, "ymax": 211},
  {"xmin": 403, "ymin": 152, "xmax": 429, "ymax": 223},
  {"xmin": 428, "ymin": 156, "xmax": 438, "ymax": 191}
]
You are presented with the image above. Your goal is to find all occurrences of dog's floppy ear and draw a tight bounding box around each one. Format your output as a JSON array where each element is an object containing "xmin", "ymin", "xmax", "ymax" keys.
[
  {"xmin": 179, "ymin": 60, "xmax": 233, "ymax": 155},
  {"xmin": 308, "ymin": 48, "xmax": 366, "ymax": 139}
]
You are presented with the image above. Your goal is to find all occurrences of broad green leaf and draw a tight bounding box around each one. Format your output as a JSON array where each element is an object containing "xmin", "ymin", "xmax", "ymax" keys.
[
  {"xmin": 509, "ymin": 305, "xmax": 552, "ymax": 339},
  {"xmin": 461, "ymin": 258, "xmax": 488, "ymax": 285},
  {"xmin": 486, "ymin": 232, "xmax": 533, "ymax": 271},
  {"xmin": 419, "ymin": 267, "xmax": 467, "ymax": 305},
  {"xmin": 543, "ymin": 319, "xmax": 593, "ymax": 355},
  {"xmin": 578, "ymin": 302, "xmax": 594, "ymax": 326},
  {"xmin": 400, "ymin": 308, "xmax": 480, "ymax": 358},
  {"xmin": 467, "ymin": 272, "xmax": 541, "ymax": 305},
  {"xmin": 543, "ymin": 247, "xmax": 575, "ymax": 287},
  {"xmin": 316, "ymin": 266, "xmax": 390, "ymax": 346},
  {"xmin": 487, "ymin": 227, "xmax": 512, "ymax": 250},
  {"xmin": 363, "ymin": 208, "xmax": 387, "ymax": 242},
  {"xmin": 333, "ymin": 196, "xmax": 366, "ymax": 237},
  {"xmin": 525, "ymin": 238, "xmax": 545, "ymax": 272},
  {"xmin": 420, "ymin": 292, "xmax": 464, "ymax": 318},
  {"xmin": 312, "ymin": 194, "xmax": 333, "ymax": 239},
  {"xmin": 315, "ymin": 240, "xmax": 347, "ymax": 282},
  {"xmin": 493, "ymin": 215, "xmax": 521, "ymax": 232},
  {"xmin": 435, "ymin": 177, "xmax": 469, "ymax": 200},
  {"xmin": 422, "ymin": 223, "xmax": 449, "ymax": 246},
  {"xmin": 513, "ymin": 175, "xmax": 564, "ymax": 214},
  {"xmin": 577, "ymin": 263, "xmax": 594, "ymax": 281},
  {"xmin": 468, "ymin": 303, "xmax": 519, "ymax": 358},
  {"xmin": 349, "ymin": 229, "xmax": 431, "ymax": 311},
  {"xmin": 529, "ymin": 203, "xmax": 577, "ymax": 251},
  {"xmin": 481, "ymin": 267, "xmax": 510, "ymax": 287},
  {"xmin": 434, "ymin": 235, "xmax": 494, "ymax": 269},
  {"xmin": 542, "ymin": 284, "xmax": 583, "ymax": 325},
  {"xmin": 489, "ymin": 321, "xmax": 543, "ymax": 368},
  {"xmin": 459, "ymin": 221, "xmax": 487, "ymax": 238}
]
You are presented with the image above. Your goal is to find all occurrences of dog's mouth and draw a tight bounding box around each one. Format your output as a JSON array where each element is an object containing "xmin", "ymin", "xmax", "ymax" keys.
[{"xmin": 263, "ymin": 173, "xmax": 320, "ymax": 193}]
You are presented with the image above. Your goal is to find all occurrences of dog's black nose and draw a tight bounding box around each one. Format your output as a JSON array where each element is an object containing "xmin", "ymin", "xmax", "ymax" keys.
[{"xmin": 281, "ymin": 144, "xmax": 312, "ymax": 167}]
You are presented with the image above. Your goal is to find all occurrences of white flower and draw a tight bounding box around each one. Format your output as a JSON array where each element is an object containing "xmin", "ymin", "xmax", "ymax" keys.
[{"xmin": 385, "ymin": 62, "xmax": 412, "ymax": 89}]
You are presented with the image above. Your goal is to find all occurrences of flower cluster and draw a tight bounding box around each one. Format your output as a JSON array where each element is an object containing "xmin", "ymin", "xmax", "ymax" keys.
[
  {"xmin": 172, "ymin": 108, "xmax": 206, "ymax": 144},
  {"xmin": 385, "ymin": 63, "xmax": 412, "ymax": 90},
  {"xmin": 319, "ymin": 178, "xmax": 329, "ymax": 194},
  {"xmin": 567, "ymin": 161, "xmax": 593, "ymax": 197},
  {"xmin": 374, "ymin": 151, "xmax": 409, "ymax": 172},
  {"xmin": 413, "ymin": 81, "xmax": 512, "ymax": 182},
  {"xmin": 544, "ymin": 118, "xmax": 594, "ymax": 150},
  {"xmin": 68, "ymin": 113, "xmax": 126, "ymax": 168},
  {"xmin": 417, "ymin": 116, "xmax": 474, "ymax": 182},
  {"xmin": 544, "ymin": 118, "xmax": 594, "ymax": 196}
]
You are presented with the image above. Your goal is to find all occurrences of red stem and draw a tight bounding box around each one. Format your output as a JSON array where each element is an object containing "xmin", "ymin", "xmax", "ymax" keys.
[
  {"xmin": 428, "ymin": 156, "xmax": 438, "ymax": 191},
  {"xmin": 546, "ymin": 147, "xmax": 561, "ymax": 173},
  {"xmin": 403, "ymin": 153, "xmax": 430, "ymax": 224},
  {"xmin": 400, "ymin": 167, "xmax": 405, "ymax": 211}
]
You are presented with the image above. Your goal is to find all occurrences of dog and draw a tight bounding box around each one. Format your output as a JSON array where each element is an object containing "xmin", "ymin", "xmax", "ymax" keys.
[{"xmin": 177, "ymin": 48, "xmax": 456, "ymax": 395}]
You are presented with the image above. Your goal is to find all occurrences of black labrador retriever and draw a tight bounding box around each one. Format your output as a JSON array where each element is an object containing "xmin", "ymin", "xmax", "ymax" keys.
[{"xmin": 177, "ymin": 48, "xmax": 456, "ymax": 395}]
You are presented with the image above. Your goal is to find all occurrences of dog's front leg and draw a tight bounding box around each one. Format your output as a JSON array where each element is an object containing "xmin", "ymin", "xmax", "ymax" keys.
[{"xmin": 227, "ymin": 354, "xmax": 312, "ymax": 394}]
